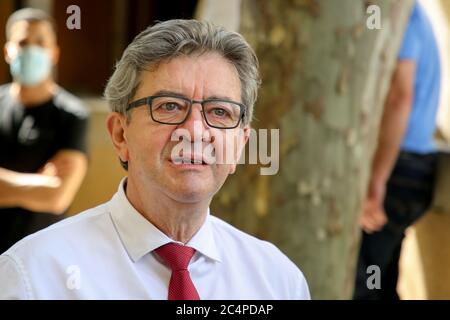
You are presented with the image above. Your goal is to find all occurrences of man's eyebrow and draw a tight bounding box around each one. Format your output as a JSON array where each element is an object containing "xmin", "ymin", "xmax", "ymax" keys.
[
  {"xmin": 206, "ymin": 95, "xmax": 238, "ymax": 102},
  {"xmin": 151, "ymin": 90, "xmax": 186, "ymax": 98},
  {"xmin": 151, "ymin": 90, "xmax": 237, "ymax": 102}
]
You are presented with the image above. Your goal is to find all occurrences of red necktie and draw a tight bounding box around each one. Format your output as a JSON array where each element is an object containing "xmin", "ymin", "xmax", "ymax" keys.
[{"xmin": 154, "ymin": 242, "xmax": 200, "ymax": 300}]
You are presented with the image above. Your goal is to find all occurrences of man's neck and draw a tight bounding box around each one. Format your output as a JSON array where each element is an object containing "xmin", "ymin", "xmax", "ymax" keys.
[
  {"xmin": 125, "ymin": 177, "xmax": 210, "ymax": 244},
  {"xmin": 10, "ymin": 79, "xmax": 57, "ymax": 107}
]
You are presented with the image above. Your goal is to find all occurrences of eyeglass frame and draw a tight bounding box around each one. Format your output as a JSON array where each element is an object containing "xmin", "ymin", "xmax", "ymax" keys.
[{"xmin": 126, "ymin": 94, "xmax": 247, "ymax": 129}]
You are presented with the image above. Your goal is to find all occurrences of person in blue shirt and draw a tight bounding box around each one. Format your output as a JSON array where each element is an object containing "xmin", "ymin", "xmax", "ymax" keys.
[{"xmin": 354, "ymin": 1, "xmax": 441, "ymax": 299}]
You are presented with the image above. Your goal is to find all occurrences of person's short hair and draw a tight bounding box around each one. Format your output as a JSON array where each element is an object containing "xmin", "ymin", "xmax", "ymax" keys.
[
  {"xmin": 6, "ymin": 8, "xmax": 57, "ymax": 40},
  {"xmin": 104, "ymin": 19, "xmax": 260, "ymax": 126}
]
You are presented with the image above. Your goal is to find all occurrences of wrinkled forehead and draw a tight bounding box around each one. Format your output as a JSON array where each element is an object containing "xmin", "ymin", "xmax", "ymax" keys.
[{"xmin": 137, "ymin": 53, "xmax": 242, "ymax": 101}]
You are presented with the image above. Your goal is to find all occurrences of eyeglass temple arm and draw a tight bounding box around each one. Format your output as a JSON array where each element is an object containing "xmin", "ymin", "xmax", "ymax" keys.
[{"xmin": 126, "ymin": 97, "xmax": 149, "ymax": 112}]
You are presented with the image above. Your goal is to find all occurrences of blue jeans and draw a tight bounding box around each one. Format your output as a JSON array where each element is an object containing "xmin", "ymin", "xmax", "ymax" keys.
[{"xmin": 353, "ymin": 151, "xmax": 438, "ymax": 300}]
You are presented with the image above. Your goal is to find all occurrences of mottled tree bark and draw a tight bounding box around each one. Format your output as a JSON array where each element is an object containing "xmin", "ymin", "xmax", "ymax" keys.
[{"xmin": 208, "ymin": 0, "xmax": 413, "ymax": 299}]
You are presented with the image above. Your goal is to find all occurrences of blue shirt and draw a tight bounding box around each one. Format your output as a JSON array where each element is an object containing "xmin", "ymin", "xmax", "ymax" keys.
[{"xmin": 398, "ymin": 2, "xmax": 441, "ymax": 154}]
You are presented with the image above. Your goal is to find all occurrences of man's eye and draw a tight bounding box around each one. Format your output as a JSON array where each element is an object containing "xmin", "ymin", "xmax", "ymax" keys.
[
  {"xmin": 161, "ymin": 102, "xmax": 182, "ymax": 111},
  {"xmin": 212, "ymin": 108, "xmax": 229, "ymax": 117},
  {"xmin": 18, "ymin": 40, "xmax": 28, "ymax": 47}
]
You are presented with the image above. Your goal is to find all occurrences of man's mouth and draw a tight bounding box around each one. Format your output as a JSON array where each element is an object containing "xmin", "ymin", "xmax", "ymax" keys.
[{"xmin": 170, "ymin": 156, "xmax": 208, "ymax": 165}]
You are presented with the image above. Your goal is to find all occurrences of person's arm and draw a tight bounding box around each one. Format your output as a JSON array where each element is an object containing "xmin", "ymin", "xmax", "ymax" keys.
[
  {"xmin": 0, "ymin": 150, "xmax": 87, "ymax": 215},
  {"xmin": 360, "ymin": 60, "xmax": 415, "ymax": 233}
]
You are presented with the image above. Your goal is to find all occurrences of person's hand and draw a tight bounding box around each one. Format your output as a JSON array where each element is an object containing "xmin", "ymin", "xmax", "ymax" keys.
[
  {"xmin": 26, "ymin": 162, "xmax": 61, "ymax": 188},
  {"xmin": 359, "ymin": 179, "xmax": 388, "ymax": 234},
  {"xmin": 38, "ymin": 162, "xmax": 58, "ymax": 176}
]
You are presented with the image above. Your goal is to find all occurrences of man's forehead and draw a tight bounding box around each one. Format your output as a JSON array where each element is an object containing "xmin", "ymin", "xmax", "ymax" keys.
[
  {"xmin": 138, "ymin": 54, "xmax": 241, "ymax": 99},
  {"xmin": 9, "ymin": 20, "xmax": 55, "ymax": 42}
]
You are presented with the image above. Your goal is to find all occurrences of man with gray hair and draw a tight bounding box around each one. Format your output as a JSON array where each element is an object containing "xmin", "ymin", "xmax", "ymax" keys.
[{"xmin": 0, "ymin": 19, "xmax": 310, "ymax": 300}]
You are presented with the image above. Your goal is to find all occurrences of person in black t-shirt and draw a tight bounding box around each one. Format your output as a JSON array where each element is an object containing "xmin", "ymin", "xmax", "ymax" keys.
[{"xmin": 0, "ymin": 8, "xmax": 89, "ymax": 253}]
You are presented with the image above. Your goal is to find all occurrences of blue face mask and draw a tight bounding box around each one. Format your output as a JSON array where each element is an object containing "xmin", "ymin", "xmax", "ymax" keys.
[{"xmin": 10, "ymin": 45, "xmax": 52, "ymax": 86}]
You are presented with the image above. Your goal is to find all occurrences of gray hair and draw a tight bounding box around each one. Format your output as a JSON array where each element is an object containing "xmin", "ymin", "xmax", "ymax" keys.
[
  {"xmin": 6, "ymin": 8, "xmax": 56, "ymax": 40},
  {"xmin": 104, "ymin": 19, "xmax": 260, "ymax": 125}
]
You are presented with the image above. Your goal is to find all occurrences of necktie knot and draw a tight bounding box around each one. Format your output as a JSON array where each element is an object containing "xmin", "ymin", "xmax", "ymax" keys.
[
  {"xmin": 154, "ymin": 242, "xmax": 196, "ymax": 271},
  {"xmin": 154, "ymin": 242, "xmax": 200, "ymax": 300}
]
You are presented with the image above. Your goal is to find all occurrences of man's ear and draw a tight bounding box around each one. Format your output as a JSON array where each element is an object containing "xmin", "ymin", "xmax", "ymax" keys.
[
  {"xmin": 106, "ymin": 112, "xmax": 129, "ymax": 165},
  {"xmin": 229, "ymin": 125, "xmax": 250, "ymax": 175},
  {"xmin": 4, "ymin": 42, "xmax": 15, "ymax": 64}
]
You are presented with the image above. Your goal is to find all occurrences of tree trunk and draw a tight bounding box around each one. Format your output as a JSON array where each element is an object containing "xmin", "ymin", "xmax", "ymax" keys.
[{"xmin": 206, "ymin": 0, "xmax": 412, "ymax": 299}]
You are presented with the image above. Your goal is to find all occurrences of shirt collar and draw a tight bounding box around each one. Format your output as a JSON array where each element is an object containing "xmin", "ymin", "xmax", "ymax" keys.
[{"xmin": 108, "ymin": 177, "xmax": 221, "ymax": 263}]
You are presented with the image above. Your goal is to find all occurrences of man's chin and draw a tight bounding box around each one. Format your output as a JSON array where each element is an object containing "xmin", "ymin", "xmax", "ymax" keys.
[{"xmin": 167, "ymin": 190, "xmax": 211, "ymax": 204}]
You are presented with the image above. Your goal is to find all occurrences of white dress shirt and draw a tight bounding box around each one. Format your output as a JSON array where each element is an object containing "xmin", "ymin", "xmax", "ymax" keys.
[{"xmin": 0, "ymin": 178, "xmax": 310, "ymax": 300}]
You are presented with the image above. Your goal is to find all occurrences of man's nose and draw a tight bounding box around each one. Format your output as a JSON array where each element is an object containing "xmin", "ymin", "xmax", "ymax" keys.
[{"xmin": 177, "ymin": 103, "xmax": 209, "ymax": 142}]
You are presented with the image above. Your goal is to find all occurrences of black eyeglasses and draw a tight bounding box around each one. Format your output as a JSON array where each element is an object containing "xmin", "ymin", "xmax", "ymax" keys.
[{"xmin": 126, "ymin": 94, "xmax": 246, "ymax": 129}]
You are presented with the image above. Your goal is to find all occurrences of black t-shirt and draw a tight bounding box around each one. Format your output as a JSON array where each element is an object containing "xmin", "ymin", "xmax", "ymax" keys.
[{"xmin": 0, "ymin": 84, "xmax": 89, "ymax": 253}]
